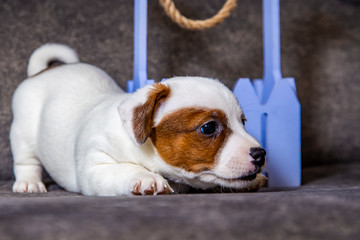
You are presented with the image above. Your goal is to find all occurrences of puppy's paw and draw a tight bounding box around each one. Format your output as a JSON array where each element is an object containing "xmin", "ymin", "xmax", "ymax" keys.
[
  {"xmin": 12, "ymin": 181, "xmax": 47, "ymax": 193},
  {"xmin": 130, "ymin": 173, "xmax": 174, "ymax": 196}
]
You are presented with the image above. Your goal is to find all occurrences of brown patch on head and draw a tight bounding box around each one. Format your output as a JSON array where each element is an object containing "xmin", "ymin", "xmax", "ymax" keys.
[
  {"xmin": 150, "ymin": 108, "xmax": 232, "ymax": 173},
  {"xmin": 132, "ymin": 83, "xmax": 171, "ymax": 144}
]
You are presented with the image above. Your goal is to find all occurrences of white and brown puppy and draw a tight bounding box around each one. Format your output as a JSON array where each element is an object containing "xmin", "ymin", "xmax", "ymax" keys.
[{"xmin": 10, "ymin": 43, "xmax": 267, "ymax": 196}]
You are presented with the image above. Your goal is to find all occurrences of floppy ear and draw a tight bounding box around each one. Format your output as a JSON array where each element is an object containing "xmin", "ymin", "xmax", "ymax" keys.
[{"xmin": 118, "ymin": 83, "xmax": 171, "ymax": 145}]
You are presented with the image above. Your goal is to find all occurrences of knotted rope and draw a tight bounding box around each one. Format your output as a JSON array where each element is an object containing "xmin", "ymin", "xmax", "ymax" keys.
[{"xmin": 159, "ymin": 0, "xmax": 238, "ymax": 30}]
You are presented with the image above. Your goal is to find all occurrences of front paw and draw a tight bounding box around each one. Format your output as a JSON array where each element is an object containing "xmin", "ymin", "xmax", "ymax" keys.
[
  {"xmin": 130, "ymin": 173, "xmax": 174, "ymax": 196},
  {"xmin": 13, "ymin": 181, "xmax": 47, "ymax": 193}
]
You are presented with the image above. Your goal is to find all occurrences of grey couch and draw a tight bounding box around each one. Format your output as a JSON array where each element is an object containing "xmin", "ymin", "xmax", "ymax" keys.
[{"xmin": 0, "ymin": 0, "xmax": 359, "ymax": 239}]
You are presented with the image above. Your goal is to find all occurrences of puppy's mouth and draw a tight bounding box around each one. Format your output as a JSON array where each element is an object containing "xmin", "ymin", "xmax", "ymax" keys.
[
  {"xmin": 201, "ymin": 167, "xmax": 262, "ymax": 182},
  {"xmin": 192, "ymin": 167, "xmax": 267, "ymax": 192},
  {"xmin": 233, "ymin": 166, "xmax": 263, "ymax": 181},
  {"xmin": 234, "ymin": 172, "xmax": 258, "ymax": 181},
  {"xmin": 201, "ymin": 172, "xmax": 259, "ymax": 183},
  {"xmin": 215, "ymin": 172, "xmax": 257, "ymax": 182}
]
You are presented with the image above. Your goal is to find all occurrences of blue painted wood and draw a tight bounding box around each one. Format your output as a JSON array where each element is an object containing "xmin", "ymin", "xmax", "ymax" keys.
[
  {"xmin": 233, "ymin": 79, "xmax": 263, "ymax": 145},
  {"xmin": 266, "ymin": 79, "xmax": 301, "ymax": 186},
  {"xmin": 234, "ymin": 0, "xmax": 301, "ymax": 187},
  {"xmin": 127, "ymin": 0, "xmax": 154, "ymax": 93},
  {"xmin": 262, "ymin": 0, "xmax": 282, "ymax": 104}
]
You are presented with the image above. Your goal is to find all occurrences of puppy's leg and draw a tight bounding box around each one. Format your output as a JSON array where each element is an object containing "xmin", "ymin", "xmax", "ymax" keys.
[
  {"xmin": 78, "ymin": 152, "xmax": 174, "ymax": 196},
  {"xmin": 13, "ymin": 161, "xmax": 47, "ymax": 193},
  {"xmin": 10, "ymin": 124, "xmax": 46, "ymax": 193}
]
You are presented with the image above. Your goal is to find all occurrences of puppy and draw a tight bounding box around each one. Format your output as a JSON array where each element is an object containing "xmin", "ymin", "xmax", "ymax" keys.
[{"xmin": 10, "ymin": 43, "xmax": 266, "ymax": 196}]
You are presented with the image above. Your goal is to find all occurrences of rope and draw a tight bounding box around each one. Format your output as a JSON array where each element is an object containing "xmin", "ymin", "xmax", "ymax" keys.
[{"xmin": 159, "ymin": 0, "xmax": 238, "ymax": 30}]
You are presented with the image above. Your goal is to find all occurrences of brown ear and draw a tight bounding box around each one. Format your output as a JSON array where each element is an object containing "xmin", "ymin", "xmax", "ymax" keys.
[{"xmin": 132, "ymin": 83, "xmax": 171, "ymax": 144}]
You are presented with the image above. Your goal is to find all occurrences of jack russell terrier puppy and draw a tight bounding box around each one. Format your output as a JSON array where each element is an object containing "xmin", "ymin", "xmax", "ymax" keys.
[{"xmin": 10, "ymin": 43, "xmax": 267, "ymax": 196}]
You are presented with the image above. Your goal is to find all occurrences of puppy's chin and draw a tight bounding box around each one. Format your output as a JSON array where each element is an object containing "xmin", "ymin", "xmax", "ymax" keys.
[
  {"xmin": 197, "ymin": 173, "xmax": 267, "ymax": 192},
  {"xmin": 235, "ymin": 174, "xmax": 268, "ymax": 192}
]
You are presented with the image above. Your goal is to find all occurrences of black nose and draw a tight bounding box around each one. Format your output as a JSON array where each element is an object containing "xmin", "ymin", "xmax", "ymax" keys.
[{"xmin": 249, "ymin": 147, "xmax": 266, "ymax": 167}]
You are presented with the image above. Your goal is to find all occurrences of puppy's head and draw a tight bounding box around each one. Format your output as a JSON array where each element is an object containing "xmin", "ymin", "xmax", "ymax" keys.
[{"xmin": 119, "ymin": 77, "xmax": 266, "ymax": 191}]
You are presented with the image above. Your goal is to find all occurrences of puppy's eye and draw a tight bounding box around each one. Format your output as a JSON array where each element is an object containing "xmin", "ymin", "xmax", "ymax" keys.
[
  {"xmin": 242, "ymin": 118, "xmax": 246, "ymax": 126},
  {"xmin": 241, "ymin": 114, "xmax": 247, "ymax": 126},
  {"xmin": 200, "ymin": 121, "xmax": 217, "ymax": 135}
]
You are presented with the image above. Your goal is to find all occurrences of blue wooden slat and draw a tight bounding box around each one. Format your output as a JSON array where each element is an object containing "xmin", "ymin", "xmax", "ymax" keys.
[
  {"xmin": 234, "ymin": 0, "xmax": 301, "ymax": 187},
  {"xmin": 266, "ymin": 80, "xmax": 301, "ymax": 186},
  {"xmin": 127, "ymin": 0, "xmax": 154, "ymax": 93},
  {"xmin": 262, "ymin": 0, "xmax": 283, "ymax": 104}
]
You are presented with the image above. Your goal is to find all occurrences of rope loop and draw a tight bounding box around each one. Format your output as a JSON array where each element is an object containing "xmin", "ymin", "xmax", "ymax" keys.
[{"xmin": 159, "ymin": 0, "xmax": 238, "ymax": 30}]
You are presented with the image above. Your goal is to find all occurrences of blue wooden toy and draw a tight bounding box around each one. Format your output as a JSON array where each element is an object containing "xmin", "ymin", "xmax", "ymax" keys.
[
  {"xmin": 129, "ymin": 0, "xmax": 301, "ymax": 187},
  {"xmin": 127, "ymin": 0, "xmax": 154, "ymax": 93},
  {"xmin": 233, "ymin": 0, "xmax": 301, "ymax": 187}
]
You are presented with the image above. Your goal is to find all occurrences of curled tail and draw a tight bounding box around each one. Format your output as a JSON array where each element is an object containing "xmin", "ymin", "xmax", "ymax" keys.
[{"xmin": 27, "ymin": 43, "xmax": 79, "ymax": 77}]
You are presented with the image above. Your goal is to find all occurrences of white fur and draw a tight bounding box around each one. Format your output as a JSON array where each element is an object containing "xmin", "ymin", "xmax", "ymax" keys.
[
  {"xmin": 27, "ymin": 43, "xmax": 79, "ymax": 77},
  {"xmin": 11, "ymin": 44, "xmax": 265, "ymax": 196}
]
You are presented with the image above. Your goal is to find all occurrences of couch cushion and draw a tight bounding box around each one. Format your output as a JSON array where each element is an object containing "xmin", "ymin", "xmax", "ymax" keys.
[{"xmin": 0, "ymin": 164, "xmax": 359, "ymax": 240}]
